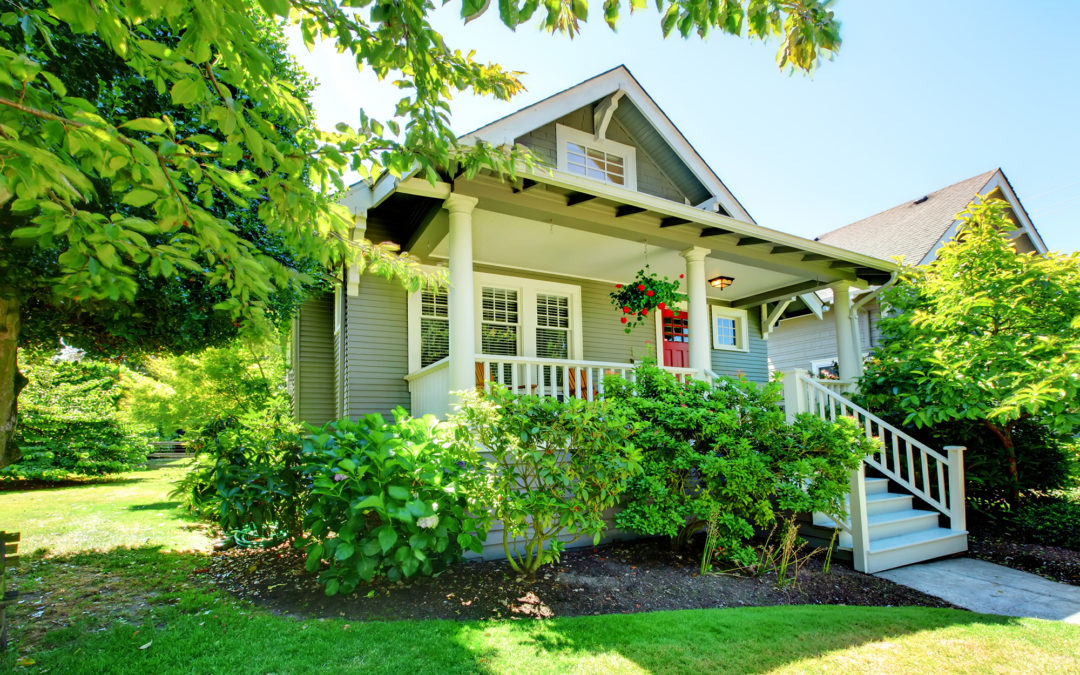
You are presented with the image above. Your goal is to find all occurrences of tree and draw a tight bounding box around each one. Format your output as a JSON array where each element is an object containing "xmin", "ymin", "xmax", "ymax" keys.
[
  {"xmin": 859, "ymin": 200, "xmax": 1080, "ymax": 506},
  {"xmin": 0, "ymin": 0, "xmax": 843, "ymax": 470}
]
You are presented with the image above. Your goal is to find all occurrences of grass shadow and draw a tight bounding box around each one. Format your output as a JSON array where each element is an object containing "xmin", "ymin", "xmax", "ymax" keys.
[{"xmin": 128, "ymin": 501, "xmax": 185, "ymax": 511}]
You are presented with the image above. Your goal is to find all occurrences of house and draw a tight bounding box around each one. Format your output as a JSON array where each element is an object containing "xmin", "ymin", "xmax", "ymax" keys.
[
  {"xmin": 767, "ymin": 169, "xmax": 1049, "ymax": 380},
  {"xmin": 289, "ymin": 66, "xmax": 963, "ymax": 573}
]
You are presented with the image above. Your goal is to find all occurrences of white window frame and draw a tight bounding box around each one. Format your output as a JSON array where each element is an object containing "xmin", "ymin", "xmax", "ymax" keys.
[
  {"xmin": 555, "ymin": 124, "xmax": 638, "ymax": 192},
  {"xmin": 711, "ymin": 305, "xmax": 749, "ymax": 353},
  {"xmin": 811, "ymin": 352, "xmax": 872, "ymax": 379},
  {"xmin": 407, "ymin": 269, "xmax": 584, "ymax": 373}
]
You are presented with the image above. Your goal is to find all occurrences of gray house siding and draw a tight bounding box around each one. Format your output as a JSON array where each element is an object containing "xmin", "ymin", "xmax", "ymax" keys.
[
  {"xmin": 345, "ymin": 274, "xmax": 411, "ymax": 419},
  {"xmin": 767, "ymin": 303, "xmax": 876, "ymax": 375},
  {"xmin": 710, "ymin": 307, "xmax": 770, "ymax": 384},
  {"xmin": 513, "ymin": 104, "xmax": 687, "ymax": 204},
  {"xmin": 293, "ymin": 292, "xmax": 337, "ymax": 426}
]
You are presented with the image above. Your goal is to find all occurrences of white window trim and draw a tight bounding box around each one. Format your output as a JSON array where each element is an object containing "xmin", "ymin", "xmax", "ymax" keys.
[
  {"xmin": 711, "ymin": 305, "xmax": 749, "ymax": 353},
  {"xmin": 555, "ymin": 124, "xmax": 637, "ymax": 192},
  {"xmin": 407, "ymin": 269, "xmax": 584, "ymax": 374},
  {"xmin": 333, "ymin": 286, "xmax": 342, "ymax": 336},
  {"xmin": 811, "ymin": 352, "xmax": 872, "ymax": 377}
]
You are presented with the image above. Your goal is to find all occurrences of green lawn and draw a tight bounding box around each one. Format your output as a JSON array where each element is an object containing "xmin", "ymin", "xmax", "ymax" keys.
[
  {"xmin": 0, "ymin": 460, "xmax": 212, "ymax": 555},
  {"xmin": 3, "ymin": 468, "xmax": 1080, "ymax": 674}
]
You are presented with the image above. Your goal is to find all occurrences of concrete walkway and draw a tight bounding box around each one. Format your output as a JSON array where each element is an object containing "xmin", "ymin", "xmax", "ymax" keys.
[{"xmin": 877, "ymin": 558, "xmax": 1080, "ymax": 623}]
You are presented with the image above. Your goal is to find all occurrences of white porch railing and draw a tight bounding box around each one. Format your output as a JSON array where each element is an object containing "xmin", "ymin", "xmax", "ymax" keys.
[
  {"xmin": 785, "ymin": 369, "xmax": 966, "ymax": 572},
  {"xmin": 406, "ymin": 356, "xmax": 707, "ymax": 418},
  {"xmin": 814, "ymin": 378, "xmax": 859, "ymax": 396}
]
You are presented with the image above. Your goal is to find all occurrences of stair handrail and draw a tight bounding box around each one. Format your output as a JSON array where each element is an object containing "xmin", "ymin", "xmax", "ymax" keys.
[{"xmin": 795, "ymin": 373, "xmax": 966, "ymax": 532}]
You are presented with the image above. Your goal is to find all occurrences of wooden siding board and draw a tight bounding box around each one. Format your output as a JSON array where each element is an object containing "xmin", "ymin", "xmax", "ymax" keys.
[
  {"xmin": 295, "ymin": 293, "xmax": 337, "ymax": 426},
  {"xmin": 345, "ymin": 274, "xmax": 411, "ymax": 418}
]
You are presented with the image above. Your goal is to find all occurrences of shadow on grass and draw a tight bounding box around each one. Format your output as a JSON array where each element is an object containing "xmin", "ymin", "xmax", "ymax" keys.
[
  {"xmin": 128, "ymin": 501, "xmax": 185, "ymax": 511},
  {"xmin": 4, "ymin": 546, "xmax": 1071, "ymax": 675}
]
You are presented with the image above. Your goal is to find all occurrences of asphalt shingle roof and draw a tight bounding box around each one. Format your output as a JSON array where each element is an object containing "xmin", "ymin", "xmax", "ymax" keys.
[{"xmin": 816, "ymin": 170, "xmax": 997, "ymax": 264}]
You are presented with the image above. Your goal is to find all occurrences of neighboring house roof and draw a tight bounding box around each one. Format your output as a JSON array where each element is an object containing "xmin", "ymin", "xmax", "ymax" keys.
[{"xmin": 816, "ymin": 171, "xmax": 997, "ymax": 265}]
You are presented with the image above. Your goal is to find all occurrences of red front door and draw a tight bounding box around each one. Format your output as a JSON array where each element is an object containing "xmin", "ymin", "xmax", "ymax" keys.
[{"xmin": 662, "ymin": 311, "xmax": 689, "ymax": 368}]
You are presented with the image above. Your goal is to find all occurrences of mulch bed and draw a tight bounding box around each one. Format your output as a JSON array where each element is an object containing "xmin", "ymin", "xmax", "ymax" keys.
[
  {"xmin": 205, "ymin": 536, "xmax": 957, "ymax": 622},
  {"xmin": 969, "ymin": 533, "xmax": 1080, "ymax": 586}
]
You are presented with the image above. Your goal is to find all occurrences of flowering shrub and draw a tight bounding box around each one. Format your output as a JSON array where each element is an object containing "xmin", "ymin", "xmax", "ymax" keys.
[
  {"xmin": 3, "ymin": 356, "xmax": 149, "ymax": 481},
  {"xmin": 303, "ymin": 411, "xmax": 488, "ymax": 595},
  {"xmin": 450, "ymin": 387, "xmax": 641, "ymax": 579},
  {"xmin": 609, "ymin": 265, "xmax": 685, "ymax": 333},
  {"xmin": 605, "ymin": 362, "xmax": 872, "ymax": 565}
]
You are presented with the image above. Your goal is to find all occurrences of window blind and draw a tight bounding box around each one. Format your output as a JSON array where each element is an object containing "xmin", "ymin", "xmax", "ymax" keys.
[{"xmin": 420, "ymin": 288, "xmax": 449, "ymax": 367}]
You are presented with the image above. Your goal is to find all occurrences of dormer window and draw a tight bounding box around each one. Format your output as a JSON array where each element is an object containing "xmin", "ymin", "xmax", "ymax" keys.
[{"xmin": 555, "ymin": 124, "xmax": 637, "ymax": 191}]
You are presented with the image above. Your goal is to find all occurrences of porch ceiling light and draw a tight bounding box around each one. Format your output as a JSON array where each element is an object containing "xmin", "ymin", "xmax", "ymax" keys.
[{"xmin": 709, "ymin": 276, "xmax": 735, "ymax": 290}]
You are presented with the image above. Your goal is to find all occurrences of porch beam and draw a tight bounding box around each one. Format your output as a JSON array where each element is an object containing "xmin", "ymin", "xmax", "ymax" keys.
[
  {"xmin": 616, "ymin": 205, "xmax": 648, "ymax": 218},
  {"xmin": 566, "ymin": 193, "xmax": 598, "ymax": 207},
  {"xmin": 732, "ymin": 281, "xmax": 836, "ymax": 309},
  {"xmin": 398, "ymin": 177, "xmax": 452, "ymax": 200}
]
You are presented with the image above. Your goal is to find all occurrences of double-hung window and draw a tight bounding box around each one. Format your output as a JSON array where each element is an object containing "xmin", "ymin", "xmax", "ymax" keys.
[
  {"xmin": 535, "ymin": 294, "xmax": 570, "ymax": 359},
  {"xmin": 419, "ymin": 288, "xmax": 449, "ymax": 367},
  {"xmin": 481, "ymin": 287, "xmax": 520, "ymax": 382}
]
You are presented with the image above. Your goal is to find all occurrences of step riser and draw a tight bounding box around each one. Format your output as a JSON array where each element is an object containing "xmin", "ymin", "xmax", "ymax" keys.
[
  {"xmin": 865, "ymin": 479, "xmax": 889, "ymax": 496},
  {"xmin": 868, "ymin": 514, "xmax": 940, "ymax": 541},
  {"xmin": 865, "ymin": 534, "xmax": 968, "ymax": 574},
  {"xmin": 866, "ymin": 496, "xmax": 913, "ymax": 516}
]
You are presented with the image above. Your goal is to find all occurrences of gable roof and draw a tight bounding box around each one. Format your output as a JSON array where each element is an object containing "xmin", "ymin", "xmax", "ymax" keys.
[
  {"xmin": 816, "ymin": 171, "xmax": 998, "ymax": 264},
  {"xmin": 460, "ymin": 66, "xmax": 755, "ymax": 224}
]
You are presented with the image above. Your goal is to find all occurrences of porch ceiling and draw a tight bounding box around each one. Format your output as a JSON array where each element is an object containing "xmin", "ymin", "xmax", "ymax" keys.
[
  {"xmin": 439, "ymin": 174, "xmax": 897, "ymax": 308},
  {"xmin": 428, "ymin": 209, "xmax": 805, "ymax": 303}
]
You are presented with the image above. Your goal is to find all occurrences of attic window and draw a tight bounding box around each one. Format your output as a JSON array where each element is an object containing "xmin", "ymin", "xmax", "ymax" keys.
[{"xmin": 555, "ymin": 124, "xmax": 637, "ymax": 191}]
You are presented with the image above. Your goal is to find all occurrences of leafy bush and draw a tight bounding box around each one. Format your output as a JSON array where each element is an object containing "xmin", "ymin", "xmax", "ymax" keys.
[
  {"xmin": 121, "ymin": 338, "xmax": 287, "ymax": 437},
  {"xmin": 1011, "ymin": 495, "xmax": 1080, "ymax": 550},
  {"xmin": 605, "ymin": 362, "xmax": 869, "ymax": 566},
  {"xmin": 450, "ymin": 387, "xmax": 641, "ymax": 579},
  {"xmin": 172, "ymin": 396, "xmax": 307, "ymax": 537},
  {"xmin": 303, "ymin": 411, "xmax": 488, "ymax": 595},
  {"xmin": 3, "ymin": 356, "xmax": 149, "ymax": 481}
]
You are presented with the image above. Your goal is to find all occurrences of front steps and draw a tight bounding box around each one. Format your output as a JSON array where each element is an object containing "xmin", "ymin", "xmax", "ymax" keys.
[{"xmin": 801, "ymin": 477, "xmax": 968, "ymax": 574}]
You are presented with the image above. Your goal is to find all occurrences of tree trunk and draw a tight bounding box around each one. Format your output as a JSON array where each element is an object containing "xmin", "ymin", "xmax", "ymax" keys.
[
  {"xmin": 983, "ymin": 420, "xmax": 1021, "ymax": 507},
  {"xmin": 0, "ymin": 292, "xmax": 26, "ymax": 470}
]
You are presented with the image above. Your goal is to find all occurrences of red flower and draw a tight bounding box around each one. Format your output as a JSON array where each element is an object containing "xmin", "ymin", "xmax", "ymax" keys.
[
  {"xmin": 616, "ymin": 284, "xmax": 622, "ymax": 289},
  {"xmin": 679, "ymin": 274, "xmax": 684, "ymax": 279},
  {"xmin": 646, "ymin": 290, "xmax": 655, "ymax": 297},
  {"xmin": 663, "ymin": 309, "xmax": 673, "ymax": 317},
  {"xmin": 640, "ymin": 309, "xmax": 649, "ymax": 316},
  {"xmin": 637, "ymin": 284, "xmax": 645, "ymax": 291},
  {"xmin": 621, "ymin": 317, "xmax": 628, "ymax": 324},
  {"xmin": 658, "ymin": 302, "xmax": 666, "ymax": 310},
  {"xmin": 623, "ymin": 306, "xmax": 631, "ymax": 313}
]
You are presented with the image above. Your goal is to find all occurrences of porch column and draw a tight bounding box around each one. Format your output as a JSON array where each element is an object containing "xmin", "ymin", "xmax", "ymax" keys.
[
  {"xmin": 445, "ymin": 193, "xmax": 479, "ymax": 399},
  {"xmin": 680, "ymin": 246, "xmax": 711, "ymax": 375},
  {"xmin": 849, "ymin": 308, "xmax": 865, "ymax": 378},
  {"xmin": 832, "ymin": 283, "xmax": 859, "ymax": 381}
]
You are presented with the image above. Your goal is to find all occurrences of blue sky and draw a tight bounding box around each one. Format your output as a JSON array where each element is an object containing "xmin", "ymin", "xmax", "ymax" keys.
[{"xmin": 286, "ymin": 0, "xmax": 1080, "ymax": 254}]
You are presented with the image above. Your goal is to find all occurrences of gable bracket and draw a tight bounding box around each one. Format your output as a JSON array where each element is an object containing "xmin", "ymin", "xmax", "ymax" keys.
[
  {"xmin": 593, "ymin": 90, "xmax": 626, "ymax": 142},
  {"xmin": 761, "ymin": 298, "xmax": 794, "ymax": 340}
]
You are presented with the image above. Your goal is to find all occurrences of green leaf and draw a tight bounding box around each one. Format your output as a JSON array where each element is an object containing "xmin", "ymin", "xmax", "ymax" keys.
[
  {"xmin": 387, "ymin": 485, "xmax": 410, "ymax": 501},
  {"xmin": 121, "ymin": 118, "xmax": 168, "ymax": 134},
  {"xmin": 378, "ymin": 526, "xmax": 398, "ymax": 553},
  {"xmin": 351, "ymin": 495, "xmax": 383, "ymax": 510},
  {"xmin": 121, "ymin": 189, "xmax": 158, "ymax": 207},
  {"xmin": 335, "ymin": 542, "xmax": 355, "ymax": 560},
  {"xmin": 257, "ymin": 0, "xmax": 290, "ymax": 17},
  {"xmin": 338, "ymin": 458, "xmax": 357, "ymax": 472}
]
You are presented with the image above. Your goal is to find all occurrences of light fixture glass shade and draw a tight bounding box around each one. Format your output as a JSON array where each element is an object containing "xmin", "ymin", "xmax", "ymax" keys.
[{"xmin": 709, "ymin": 276, "xmax": 735, "ymax": 290}]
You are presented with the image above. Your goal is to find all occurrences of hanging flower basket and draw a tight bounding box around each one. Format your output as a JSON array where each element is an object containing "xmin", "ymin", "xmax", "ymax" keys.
[{"xmin": 610, "ymin": 265, "xmax": 686, "ymax": 334}]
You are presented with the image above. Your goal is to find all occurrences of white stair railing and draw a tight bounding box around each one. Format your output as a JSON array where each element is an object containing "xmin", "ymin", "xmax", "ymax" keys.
[{"xmin": 782, "ymin": 369, "xmax": 966, "ymax": 572}]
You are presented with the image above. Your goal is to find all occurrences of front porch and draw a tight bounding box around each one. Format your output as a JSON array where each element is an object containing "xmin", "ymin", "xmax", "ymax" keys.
[{"xmin": 339, "ymin": 171, "xmax": 896, "ymax": 419}]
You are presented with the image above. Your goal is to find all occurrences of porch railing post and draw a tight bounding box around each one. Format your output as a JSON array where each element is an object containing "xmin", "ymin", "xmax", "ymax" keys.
[
  {"xmin": 781, "ymin": 369, "xmax": 809, "ymax": 425},
  {"xmin": 849, "ymin": 461, "xmax": 871, "ymax": 573},
  {"xmin": 945, "ymin": 446, "xmax": 967, "ymax": 532}
]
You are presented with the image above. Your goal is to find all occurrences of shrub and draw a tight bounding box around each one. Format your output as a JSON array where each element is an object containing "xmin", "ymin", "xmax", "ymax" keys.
[
  {"xmin": 605, "ymin": 362, "xmax": 869, "ymax": 566},
  {"xmin": 3, "ymin": 356, "xmax": 149, "ymax": 481},
  {"xmin": 172, "ymin": 396, "xmax": 307, "ymax": 538},
  {"xmin": 450, "ymin": 387, "xmax": 641, "ymax": 580},
  {"xmin": 303, "ymin": 411, "xmax": 488, "ymax": 595},
  {"xmin": 1011, "ymin": 495, "xmax": 1080, "ymax": 550}
]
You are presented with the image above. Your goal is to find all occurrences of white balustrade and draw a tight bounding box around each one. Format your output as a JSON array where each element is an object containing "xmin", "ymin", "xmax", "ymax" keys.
[
  {"xmin": 404, "ymin": 358, "xmax": 451, "ymax": 418},
  {"xmin": 786, "ymin": 370, "xmax": 967, "ymax": 571}
]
